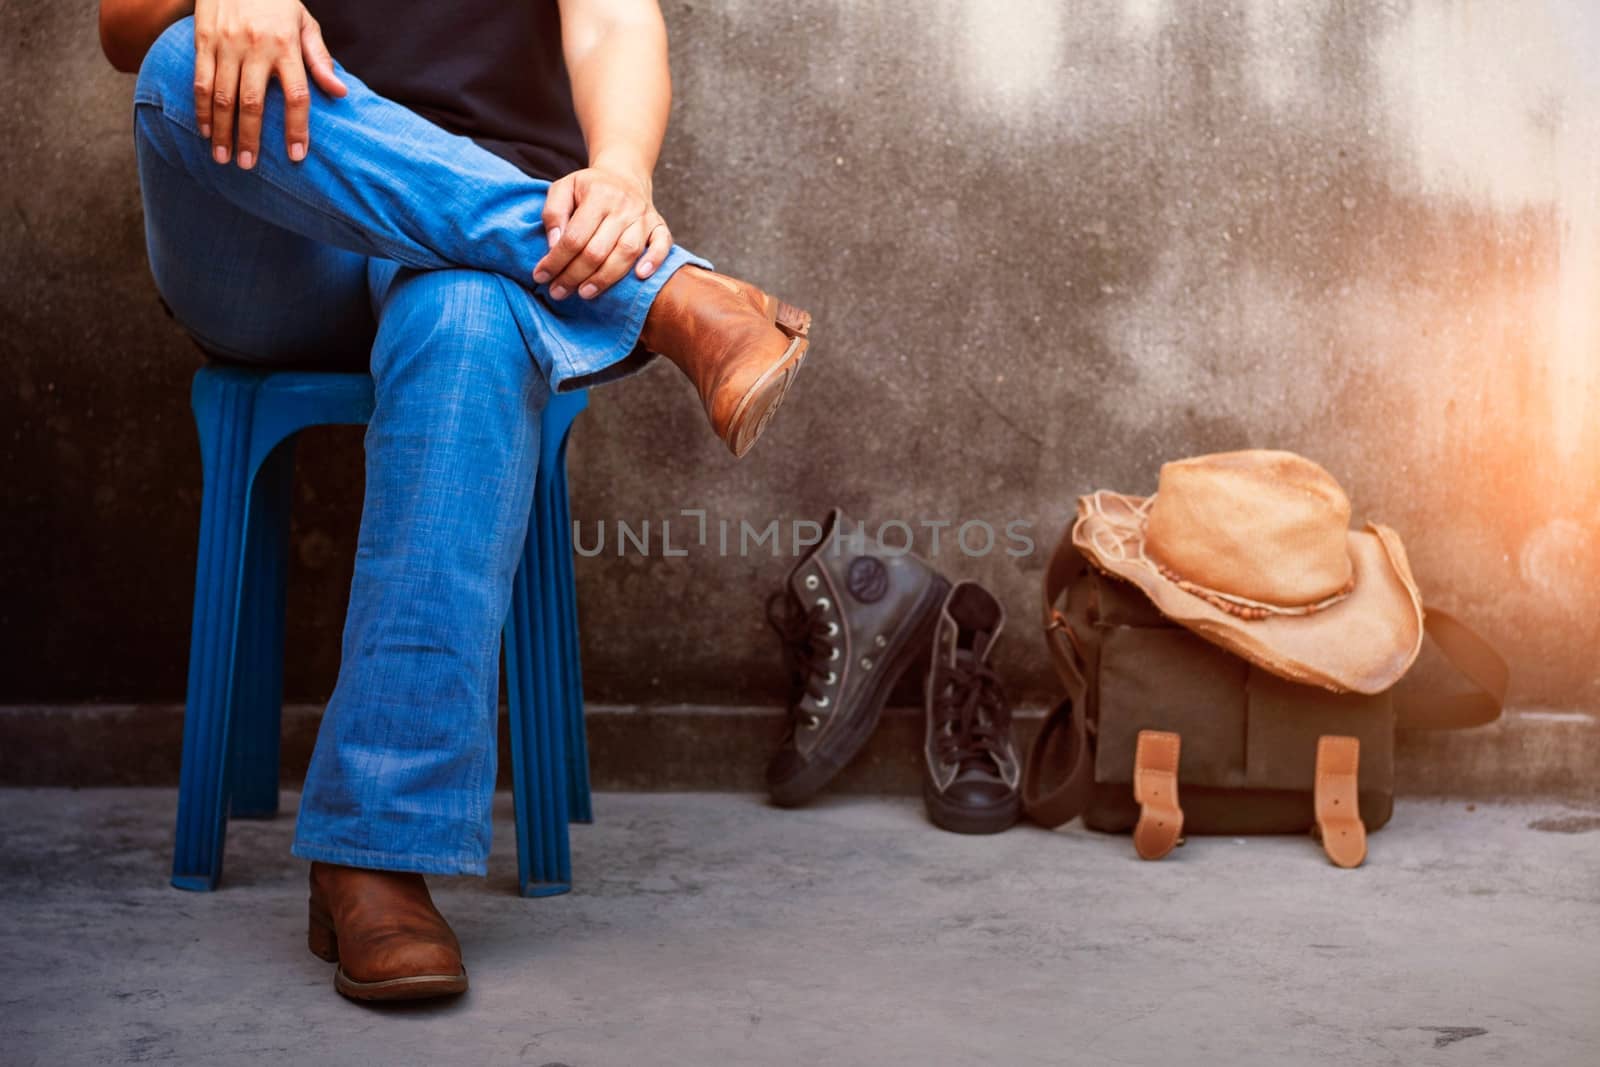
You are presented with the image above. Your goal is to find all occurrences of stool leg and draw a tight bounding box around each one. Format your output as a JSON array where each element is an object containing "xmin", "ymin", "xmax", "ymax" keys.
[
  {"xmin": 173, "ymin": 372, "xmax": 258, "ymax": 891},
  {"xmin": 505, "ymin": 514, "xmax": 572, "ymax": 898},
  {"xmin": 538, "ymin": 394, "xmax": 593, "ymax": 824},
  {"xmin": 548, "ymin": 463, "xmax": 593, "ymax": 822},
  {"xmin": 228, "ymin": 438, "xmax": 296, "ymax": 819}
]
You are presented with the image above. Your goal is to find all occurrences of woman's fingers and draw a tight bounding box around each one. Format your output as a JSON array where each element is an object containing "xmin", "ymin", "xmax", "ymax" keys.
[
  {"xmin": 209, "ymin": 44, "xmax": 243, "ymax": 164},
  {"xmin": 635, "ymin": 215, "xmax": 672, "ymax": 280},
  {"xmin": 534, "ymin": 178, "xmax": 578, "ymax": 283},
  {"xmin": 233, "ymin": 56, "xmax": 274, "ymax": 170},
  {"xmin": 196, "ymin": 5, "xmax": 342, "ymax": 167},
  {"xmin": 300, "ymin": 17, "xmax": 347, "ymax": 98},
  {"xmin": 581, "ymin": 217, "xmax": 648, "ymax": 297},
  {"xmin": 192, "ymin": 0, "xmax": 217, "ymax": 137},
  {"xmin": 541, "ymin": 198, "xmax": 607, "ymax": 297},
  {"xmin": 534, "ymin": 169, "xmax": 663, "ymax": 296},
  {"xmin": 551, "ymin": 210, "xmax": 626, "ymax": 299},
  {"xmin": 192, "ymin": 40, "xmax": 217, "ymax": 140},
  {"xmin": 277, "ymin": 51, "xmax": 312, "ymax": 162}
]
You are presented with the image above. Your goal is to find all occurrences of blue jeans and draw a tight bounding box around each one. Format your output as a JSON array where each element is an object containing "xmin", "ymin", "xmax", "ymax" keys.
[{"xmin": 134, "ymin": 17, "xmax": 710, "ymax": 875}]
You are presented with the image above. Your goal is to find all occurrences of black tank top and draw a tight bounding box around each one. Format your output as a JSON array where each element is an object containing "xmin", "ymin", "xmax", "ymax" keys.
[{"xmin": 315, "ymin": 0, "xmax": 588, "ymax": 181}]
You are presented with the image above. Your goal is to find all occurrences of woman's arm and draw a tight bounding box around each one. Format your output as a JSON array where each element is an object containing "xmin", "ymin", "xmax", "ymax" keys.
[
  {"xmin": 562, "ymin": 0, "xmax": 670, "ymax": 187},
  {"xmin": 534, "ymin": 0, "xmax": 675, "ymax": 300}
]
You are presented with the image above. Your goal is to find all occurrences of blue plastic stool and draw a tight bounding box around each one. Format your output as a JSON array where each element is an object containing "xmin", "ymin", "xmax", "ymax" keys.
[{"xmin": 172, "ymin": 366, "xmax": 593, "ymax": 897}]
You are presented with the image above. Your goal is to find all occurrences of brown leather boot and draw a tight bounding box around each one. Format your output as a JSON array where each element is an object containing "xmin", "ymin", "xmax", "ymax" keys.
[
  {"xmin": 307, "ymin": 862, "xmax": 468, "ymax": 1001},
  {"xmin": 640, "ymin": 266, "xmax": 811, "ymax": 458}
]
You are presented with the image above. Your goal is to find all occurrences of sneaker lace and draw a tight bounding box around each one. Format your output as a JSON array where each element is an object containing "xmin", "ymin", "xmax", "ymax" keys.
[
  {"xmin": 765, "ymin": 590, "xmax": 838, "ymax": 730},
  {"xmin": 932, "ymin": 651, "xmax": 1012, "ymax": 773}
]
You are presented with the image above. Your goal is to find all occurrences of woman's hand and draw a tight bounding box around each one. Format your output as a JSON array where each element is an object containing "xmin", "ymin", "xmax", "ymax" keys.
[
  {"xmin": 193, "ymin": 0, "xmax": 347, "ymax": 168},
  {"xmin": 533, "ymin": 164, "xmax": 673, "ymax": 300}
]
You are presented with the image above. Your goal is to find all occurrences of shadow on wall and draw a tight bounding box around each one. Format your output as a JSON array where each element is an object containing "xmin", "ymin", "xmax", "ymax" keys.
[{"xmin": 2, "ymin": 0, "xmax": 1596, "ymax": 708}]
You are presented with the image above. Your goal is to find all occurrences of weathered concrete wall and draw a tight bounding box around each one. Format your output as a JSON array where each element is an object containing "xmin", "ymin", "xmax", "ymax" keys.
[{"xmin": 4, "ymin": 1, "xmax": 1598, "ymax": 709}]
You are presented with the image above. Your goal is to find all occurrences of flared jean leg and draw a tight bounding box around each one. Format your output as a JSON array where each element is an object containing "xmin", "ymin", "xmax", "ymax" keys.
[{"xmin": 290, "ymin": 265, "xmax": 550, "ymax": 875}]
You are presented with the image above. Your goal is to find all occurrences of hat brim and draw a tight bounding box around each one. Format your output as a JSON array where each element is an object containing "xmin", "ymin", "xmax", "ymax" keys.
[{"xmin": 1072, "ymin": 491, "xmax": 1424, "ymax": 694}]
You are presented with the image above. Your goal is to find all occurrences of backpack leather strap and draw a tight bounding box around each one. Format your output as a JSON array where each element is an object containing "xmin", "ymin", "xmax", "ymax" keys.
[
  {"xmin": 1132, "ymin": 730, "xmax": 1184, "ymax": 860},
  {"xmin": 1313, "ymin": 735, "xmax": 1367, "ymax": 868},
  {"xmin": 1023, "ymin": 528, "xmax": 1094, "ymax": 829}
]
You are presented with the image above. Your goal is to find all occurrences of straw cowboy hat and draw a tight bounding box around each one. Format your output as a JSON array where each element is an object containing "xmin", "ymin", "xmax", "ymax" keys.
[{"xmin": 1072, "ymin": 450, "xmax": 1424, "ymax": 694}]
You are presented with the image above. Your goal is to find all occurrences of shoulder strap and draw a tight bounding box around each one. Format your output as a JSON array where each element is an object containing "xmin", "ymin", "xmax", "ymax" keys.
[
  {"xmin": 1040, "ymin": 521, "xmax": 1089, "ymax": 696},
  {"xmin": 1023, "ymin": 696, "xmax": 1093, "ymax": 829},
  {"xmin": 1395, "ymin": 608, "xmax": 1508, "ymax": 730},
  {"xmin": 1023, "ymin": 526, "xmax": 1095, "ymax": 829}
]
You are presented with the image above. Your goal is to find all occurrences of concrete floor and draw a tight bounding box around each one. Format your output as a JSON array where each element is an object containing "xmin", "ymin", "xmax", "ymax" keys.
[{"xmin": 4, "ymin": 790, "xmax": 1598, "ymax": 1067}]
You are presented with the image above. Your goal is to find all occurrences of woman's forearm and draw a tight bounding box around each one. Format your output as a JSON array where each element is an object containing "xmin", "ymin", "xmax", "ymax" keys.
[
  {"xmin": 558, "ymin": 0, "xmax": 671, "ymax": 188},
  {"xmin": 100, "ymin": 0, "xmax": 195, "ymax": 72}
]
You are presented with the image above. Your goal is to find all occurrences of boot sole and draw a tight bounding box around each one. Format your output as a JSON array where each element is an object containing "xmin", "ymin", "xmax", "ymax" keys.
[
  {"xmin": 769, "ymin": 574, "xmax": 951, "ymax": 807},
  {"xmin": 922, "ymin": 779, "xmax": 1022, "ymax": 835},
  {"xmin": 308, "ymin": 902, "xmax": 468, "ymax": 1002},
  {"xmin": 725, "ymin": 334, "xmax": 809, "ymax": 459}
]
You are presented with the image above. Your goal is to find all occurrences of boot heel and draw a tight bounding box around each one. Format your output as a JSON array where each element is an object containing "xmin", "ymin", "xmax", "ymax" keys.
[
  {"xmin": 774, "ymin": 299, "xmax": 812, "ymax": 339},
  {"xmin": 307, "ymin": 906, "xmax": 339, "ymax": 963}
]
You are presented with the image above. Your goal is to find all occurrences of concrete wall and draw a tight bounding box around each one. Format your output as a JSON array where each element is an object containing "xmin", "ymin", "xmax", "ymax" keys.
[{"xmin": 4, "ymin": 1, "xmax": 1598, "ymax": 709}]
